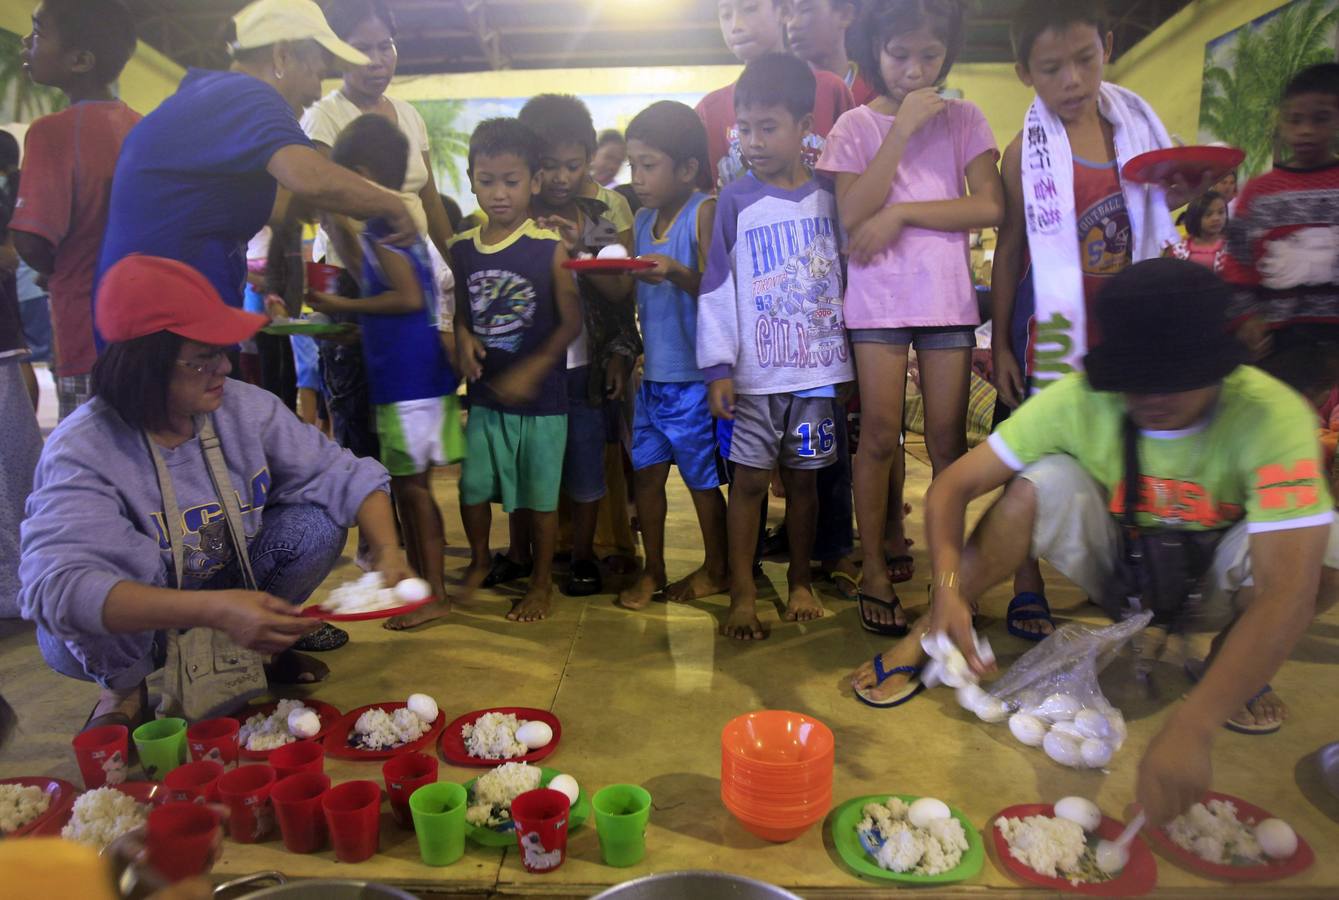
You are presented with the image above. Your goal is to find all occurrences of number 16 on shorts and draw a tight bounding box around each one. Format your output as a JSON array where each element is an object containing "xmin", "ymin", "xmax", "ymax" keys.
[{"xmin": 794, "ymin": 418, "xmax": 835, "ymax": 458}]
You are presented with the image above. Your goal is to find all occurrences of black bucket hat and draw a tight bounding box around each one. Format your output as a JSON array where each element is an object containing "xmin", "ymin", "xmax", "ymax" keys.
[{"xmin": 1084, "ymin": 258, "xmax": 1247, "ymax": 394}]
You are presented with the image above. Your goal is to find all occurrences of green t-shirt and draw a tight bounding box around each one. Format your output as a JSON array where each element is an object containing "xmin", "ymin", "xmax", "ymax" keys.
[{"xmin": 991, "ymin": 367, "xmax": 1333, "ymax": 532}]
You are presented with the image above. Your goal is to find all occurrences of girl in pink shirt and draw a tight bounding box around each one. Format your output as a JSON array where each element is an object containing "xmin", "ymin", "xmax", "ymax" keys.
[
  {"xmin": 816, "ymin": 0, "xmax": 1002, "ymax": 636},
  {"xmin": 1167, "ymin": 190, "xmax": 1227, "ymax": 273}
]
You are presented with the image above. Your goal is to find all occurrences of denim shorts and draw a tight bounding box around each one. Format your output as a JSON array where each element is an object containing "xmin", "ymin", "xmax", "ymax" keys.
[
  {"xmin": 849, "ymin": 325, "xmax": 976, "ymax": 350},
  {"xmin": 562, "ymin": 366, "xmax": 608, "ymax": 504}
]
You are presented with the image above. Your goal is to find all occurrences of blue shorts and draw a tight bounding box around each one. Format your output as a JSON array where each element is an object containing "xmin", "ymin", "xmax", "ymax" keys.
[
  {"xmin": 849, "ymin": 325, "xmax": 976, "ymax": 350},
  {"xmin": 290, "ymin": 334, "xmax": 321, "ymax": 391},
  {"xmin": 632, "ymin": 380, "xmax": 723, "ymax": 491},
  {"xmin": 562, "ymin": 366, "xmax": 607, "ymax": 504}
]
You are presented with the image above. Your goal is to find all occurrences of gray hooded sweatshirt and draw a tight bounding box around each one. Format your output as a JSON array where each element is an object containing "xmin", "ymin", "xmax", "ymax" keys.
[{"xmin": 19, "ymin": 380, "xmax": 389, "ymax": 645}]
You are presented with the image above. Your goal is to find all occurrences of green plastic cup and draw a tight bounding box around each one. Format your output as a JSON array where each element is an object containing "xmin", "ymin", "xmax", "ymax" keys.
[
  {"xmin": 592, "ymin": 784, "xmax": 652, "ymax": 867},
  {"xmin": 133, "ymin": 717, "xmax": 187, "ymax": 780},
  {"xmin": 409, "ymin": 782, "xmax": 467, "ymax": 866}
]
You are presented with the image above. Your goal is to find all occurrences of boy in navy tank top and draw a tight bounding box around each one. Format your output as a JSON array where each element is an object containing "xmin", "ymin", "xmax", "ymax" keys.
[
  {"xmin": 615, "ymin": 101, "xmax": 730, "ymax": 612},
  {"xmin": 416, "ymin": 118, "xmax": 581, "ymax": 627},
  {"xmin": 309, "ymin": 115, "xmax": 461, "ymax": 630}
]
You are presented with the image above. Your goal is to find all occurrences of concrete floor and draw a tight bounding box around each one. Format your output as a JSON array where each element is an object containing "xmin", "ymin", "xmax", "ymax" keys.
[{"xmin": 2, "ymin": 439, "xmax": 1338, "ymax": 898}]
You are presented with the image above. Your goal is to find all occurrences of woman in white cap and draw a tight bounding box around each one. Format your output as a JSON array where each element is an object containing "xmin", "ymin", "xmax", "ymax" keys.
[{"xmin": 98, "ymin": 0, "xmax": 418, "ymax": 310}]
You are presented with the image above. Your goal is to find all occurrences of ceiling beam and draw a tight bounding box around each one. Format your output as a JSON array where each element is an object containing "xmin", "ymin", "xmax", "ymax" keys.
[{"xmin": 457, "ymin": 0, "xmax": 510, "ymax": 69}]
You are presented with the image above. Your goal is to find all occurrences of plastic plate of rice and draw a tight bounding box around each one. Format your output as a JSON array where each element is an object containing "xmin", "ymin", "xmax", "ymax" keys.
[
  {"xmin": 831, "ymin": 794, "xmax": 983, "ymax": 884},
  {"xmin": 0, "ymin": 776, "xmax": 76, "ymax": 837},
  {"xmin": 440, "ymin": 707, "xmax": 562, "ymax": 767},
  {"xmin": 232, "ymin": 698, "xmax": 343, "ymax": 761},
  {"xmin": 991, "ymin": 803, "xmax": 1157, "ymax": 896},
  {"xmin": 1146, "ymin": 792, "xmax": 1314, "ymax": 883},
  {"xmin": 55, "ymin": 783, "xmax": 161, "ymax": 849},
  {"xmin": 463, "ymin": 765, "xmax": 589, "ymax": 847},
  {"xmin": 323, "ymin": 701, "xmax": 447, "ymax": 760}
]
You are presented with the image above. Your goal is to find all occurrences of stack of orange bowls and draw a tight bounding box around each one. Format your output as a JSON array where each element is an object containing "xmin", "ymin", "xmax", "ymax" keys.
[{"xmin": 720, "ymin": 710, "xmax": 835, "ymax": 842}]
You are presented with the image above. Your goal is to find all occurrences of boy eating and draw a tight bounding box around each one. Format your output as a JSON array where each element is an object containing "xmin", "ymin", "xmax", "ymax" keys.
[{"xmin": 698, "ymin": 53, "xmax": 854, "ymax": 640}]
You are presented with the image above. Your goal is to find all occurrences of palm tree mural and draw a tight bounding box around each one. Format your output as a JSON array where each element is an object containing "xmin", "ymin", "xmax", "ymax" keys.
[
  {"xmin": 0, "ymin": 29, "xmax": 66, "ymax": 122},
  {"xmin": 412, "ymin": 99, "xmax": 472, "ymax": 195},
  {"xmin": 1200, "ymin": 0, "xmax": 1339, "ymax": 180}
]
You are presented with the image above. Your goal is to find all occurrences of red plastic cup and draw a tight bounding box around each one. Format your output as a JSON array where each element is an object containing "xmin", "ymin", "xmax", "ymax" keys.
[
  {"xmin": 217, "ymin": 764, "xmax": 276, "ymax": 843},
  {"xmin": 511, "ymin": 788, "xmax": 571, "ymax": 874},
  {"xmin": 71, "ymin": 724, "xmax": 130, "ymax": 789},
  {"xmin": 382, "ymin": 752, "xmax": 438, "ymax": 828},
  {"xmin": 186, "ymin": 718, "xmax": 240, "ymax": 768},
  {"xmin": 164, "ymin": 760, "xmax": 225, "ymax": 804},
  {"xmin": 322, "ymin": 780, "xmax": 382, "ymax": 863},
  {"xmin": 269, "ymin": 740, "xmax": 325, "ymax": 780},
  {"xmin": 271, "ymin": 772, "xmax": 331, "ymax": 854},
  {"xmin": 306, "ymin": 261, "xmax": 343, "ymax": 294},
  {"xmin": 145, "ymin": 802, "xmax": 221, "ymax": 882}
]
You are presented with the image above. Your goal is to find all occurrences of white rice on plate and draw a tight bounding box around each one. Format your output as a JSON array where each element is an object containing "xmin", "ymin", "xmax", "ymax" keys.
[
  {"xmin": 239, "ymin": 698, "xmax": 310, "ymax": 751},
  {"xmin": 319, "ymin": 572, "xmax": 400, "ymax": 614},
  {"xmin": 0, "ymin": 784, "xmax": 52, "ymax": 834},
  {"xmin": 462, "ymin": 712, "xmax": 529, "ymax": 759},
  {"xmin": 466, "ymin": 762, "xmax": 543, "ymax": 827},
  {"xmin": 350, "ymin": 706, "xmax": 429, "ymax": 751},
  {"xmin": 859, "ymin": 797, "xmax": 969, "ymax": 876},
  {"xmin": 996, "ymin": 814, "xmax": 1088, "ymax": 879},
  {"xmin": 1165, "ymin": 799, "xmax": 1264, "ymax": 865},
  {"xmin": 60, "ymin": 787, "xmax": 148, "ymax": 848}
]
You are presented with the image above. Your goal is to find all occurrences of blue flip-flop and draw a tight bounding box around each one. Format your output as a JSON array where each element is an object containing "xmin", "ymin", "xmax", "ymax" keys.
[
  {"xmin": 1006, "ymin": 592, "xmax": 1055, "ymax": 641},
  {"xmin": 1185, "ymin": 661, "xmax": 1282, "ymax": 735},
  {"xmin": 854, "ymin": 654, "xmax": 923, "ymax": 708}
]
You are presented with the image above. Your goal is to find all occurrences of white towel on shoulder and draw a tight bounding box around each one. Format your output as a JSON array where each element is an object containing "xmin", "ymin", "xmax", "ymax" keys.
[{"xmin": 1022, "ymin": 82, "xmax": 1178, "ymax": 389}]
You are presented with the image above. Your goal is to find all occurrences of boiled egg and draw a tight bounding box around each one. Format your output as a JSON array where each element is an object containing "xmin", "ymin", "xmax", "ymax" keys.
[
  {"xmin": 907, "ymin": 797, "xmax": 952, "ymax": 829},
  {"xmin": 394, "ymin": 577, "xmax": 432, "ymax": 603},
  {"xmin": 1033, "ymin": 693, "xmax": 1082, "ymax": 723},
  {"xmin": 1009, "ymin": 713, "xmax": 1047, "ymax": 747},
  {"xmin": 1080, "ymin": 738, "xmax": 1114, "ymax": 769},
  {"xmin": 1074, "ymin": 709, "xmax": 1112, "ymax": 741},
  {"xmin": 547, "ymin": 773, "xmax": 580, "ymax": 806},
  {"xmin": 287, "ymin": 707, "xmax": 321, "ymax": 739},
  {"xmin": 597, "ymin": 244, "xmax": 630, "ymax": 260},
  {"xmin": 1054, "ymin": 796, "xmax": 1102, "ymax": 832},
  {"xmin": 1042, "ymin": 731, "xmax": 1083, "ymax": 767},
  {"xmin": 972, "ymin": 693, "xmax": 1010, "ymax": 723},
  {"xmin": 955, "ymin": 683, "xmax": 987, "ymax": 712},
  {"xmin": 516, "ymin": 720, "xmax": 554, "ymax": 750},
  {"xmin": 1255, "ymin": 818, "xmax": 1298, "ymax": 859},
  {"xmin": 406, "ymin": 693, "xmax": 439, "ymax": 724}
]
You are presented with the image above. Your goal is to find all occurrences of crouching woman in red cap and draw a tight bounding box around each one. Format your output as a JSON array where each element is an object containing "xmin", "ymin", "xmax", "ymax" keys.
[{"xmin": 18, "ymin": 256, "xmax": 411, "ymax": 729}]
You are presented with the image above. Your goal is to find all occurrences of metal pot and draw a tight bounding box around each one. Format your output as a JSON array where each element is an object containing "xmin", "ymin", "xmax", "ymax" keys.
[
  {"xmin": 590, "ymin": 871, "xmax": 803, "ymax": 900},
  {"xmin": 214, "ymin": 873, "xmax": 420, "ymax": 899}
]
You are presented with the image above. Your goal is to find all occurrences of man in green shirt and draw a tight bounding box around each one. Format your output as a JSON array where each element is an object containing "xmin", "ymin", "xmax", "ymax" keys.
[{"xmin": 850, "ymin": 259, "xmax": 1337, "ymax": 826}]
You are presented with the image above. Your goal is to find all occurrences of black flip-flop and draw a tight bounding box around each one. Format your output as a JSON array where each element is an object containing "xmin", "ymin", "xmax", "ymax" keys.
[
  {"xmin": 858, "ymin": 592, "xmax": 909, "ymax": 637},
  {"xmin": 293, "ymin": 622, "xmax": 349, "ymax": 652},
  {"xmin": 266, "ymin": 650, "xmax": 330, "ymax": 685},
  {"xmin": 886, "ymin": 554, "xmax": 916, "ymax": 584},
  {"xmin": 1006, "ymin": 592, "xmax": 1055, "ymax": 641},
  {"xmin": 482, "ymin": 553, "xmax": 532, "ymax": 588}
]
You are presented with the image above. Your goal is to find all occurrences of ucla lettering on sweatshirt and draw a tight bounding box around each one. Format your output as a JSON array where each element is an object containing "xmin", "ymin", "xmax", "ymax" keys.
[{"xmin": 696, "ymin": 172, "xmax": 853, "ymax": 394}]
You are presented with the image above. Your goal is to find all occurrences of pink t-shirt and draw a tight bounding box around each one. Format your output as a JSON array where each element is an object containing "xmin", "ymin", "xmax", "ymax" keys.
[{"xmin": 816, "ymin": 101, "xmax": 997, "ymax": 329}]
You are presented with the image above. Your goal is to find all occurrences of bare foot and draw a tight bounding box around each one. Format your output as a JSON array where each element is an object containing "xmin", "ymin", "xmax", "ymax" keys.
[
  {"xmin": 385, "ymin": 597, "xmax": 453, "ymax": 631},
  {"xmin": 1230, "ymin": 688, "xmax": 1288, "ymax": 730},
  {"xmin": 783, "ymin": 584, "xmax": 825, "ymax": 622},
  {"xmin": 1009, "ymin": 595, "xmax": 1055, "ymax": 638},
  {"xmin": 664, "ymin": 565, "xmax": 730, "ymax": 603},
  {"xmin": 508, "ymin": 583, "xmax": 552, "ymax": 622},
  {"xmin": 722, "ymin": 595, "xmax": 766, "ymax": 641},
  {"xmin": 616, "ymin": 570, "xmax": 665, "ymax": 611},
  {"xmin": 849, "ymin": 635, "xmax": 923, "ymax": 702}
]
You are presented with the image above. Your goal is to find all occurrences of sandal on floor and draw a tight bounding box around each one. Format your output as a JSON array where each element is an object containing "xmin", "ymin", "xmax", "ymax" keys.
[
  {"xmin": 1185, "ymin": 662, "xmax": 1282, "ymax": 735},
  {"xmin": 825, "ymin": 569, "xmax": 861, "ymax": 600},
  {"xmin": 886, "ymin": 554, "xmax": 915, "ymax": 584},
  {"xmin": 854, "ymin": 654, "xmax": 923, "ymax": 708},
  {"xmin": 1006, "ymin": 592, "xmax": 1055, "ymax": 641},
  {"xmin": 858, "ymin": 592, "xmax": 909, "ymax": 637},
  {"xmin": 266, "ymin": 651, "xmax": 330, "ymax": 686},
  {"xmin": 482, "ymin": 553, "xmax": 532, "ymax": 588},
  {"xmin": 82, "ymin": 682, "xmax": 149, "ymax": 733},
  {"xmin": 293, "ymin": 622, "xmax": 349, "ymax": 652}
]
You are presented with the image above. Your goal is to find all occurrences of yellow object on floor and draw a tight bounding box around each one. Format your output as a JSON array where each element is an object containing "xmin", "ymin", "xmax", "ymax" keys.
[{"xmin": 0, "ymin": 838, "xmax": 117, "ymax": 900}]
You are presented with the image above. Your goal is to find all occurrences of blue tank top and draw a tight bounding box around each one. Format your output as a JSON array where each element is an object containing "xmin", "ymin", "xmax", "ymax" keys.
[
  {"xmin": 448, "ymin": 221, "xmax": 567, "ymax": 415},
  {"xmin": 634, "ymin": 192, "xmax": 711, "ymax": 382},
  {"xmin": 357, "ymin": 220, "xmax": 456, "ymax": 405}
]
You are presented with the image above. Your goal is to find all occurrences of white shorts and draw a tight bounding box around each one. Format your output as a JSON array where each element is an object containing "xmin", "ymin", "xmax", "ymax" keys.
[{"xmin": 374, "ymin": 395, "xmax": 465, "ymax": 477}]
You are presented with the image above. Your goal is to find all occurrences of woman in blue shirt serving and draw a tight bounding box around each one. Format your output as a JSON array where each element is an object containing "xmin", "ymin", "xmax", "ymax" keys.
[{"xmin": 98, "ymin": 0, "xmax": 417, "ymax": 308}]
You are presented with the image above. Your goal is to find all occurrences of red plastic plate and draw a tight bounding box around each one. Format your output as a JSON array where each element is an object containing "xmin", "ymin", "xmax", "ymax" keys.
[
  {"xmin": 299, "ymin": 593, "xmax": 436, "ymax": 622},
  {"xmin": 1121, "ymin": 146, "xmax": 1244, "ymax": 187},
  {"xmin": 562, "ymin": 258, "xmax": 656, "ymax": 274},
  {"xmin": 36, "ymin": 781, "xmax": 164, "ymax": 837},
  {"xmin": 232, "ymin": 699, "xmax": 343, "ymax": 761},
  {"xmin": 323, "ymin": 702, "xmax": 447, "ymax": 761},
  {"xmin": 0, "ymin": 776, "xmax": 77, "ymax": 837},
  {"xmin": 1144, "ymin": 792, "xmax": 1314, "ymax": 883},
  {"xmin": 990, "ymin": 804, "xmax": 1157, "ymax": 896},
  {"xmin": 439, "ymin": 707, "xmax": 562, "ymax": 767}
]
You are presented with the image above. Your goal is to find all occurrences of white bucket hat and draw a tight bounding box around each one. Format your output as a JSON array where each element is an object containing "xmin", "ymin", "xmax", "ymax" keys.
[{"xmin": 233, "ymin": 0, "xmax": 370, "ymax": 67}]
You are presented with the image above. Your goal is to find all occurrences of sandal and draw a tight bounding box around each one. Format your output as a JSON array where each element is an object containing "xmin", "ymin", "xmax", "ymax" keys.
[
  {"xmin": 824, "ymin": 569, "xmax": 861, "ymax": 600},
  {"xmin": 1185, "ymin": 661, "xmax": 1283, "ymax": 735},
  {"xmin": 858, "ymin": 592, "xmax": 909, "ymax": 637},
  {"xmin": 1006, "ymin": 592, "xmax": 1055, "ymax": 641},
  {"xmin": 265, "ymin": 651, "xmax": 330, "ymax": 686},
  {"xmin": 854, "ymin": 654, "xmax": 923, "ymax": 708},
  {"xmin": 293, "ymin": 622, "xmax": 348, "ymax": 652},
  {"xmin": 83, "ymin": 682, "xmax": 149, "ymax": 733},
  {"xmin": 886, "ymin": 554, "xmax": 916, "ymax": 584},
  {"xmin": 482, "ymin": 553, "xmax": 532, "ymax": 588}
]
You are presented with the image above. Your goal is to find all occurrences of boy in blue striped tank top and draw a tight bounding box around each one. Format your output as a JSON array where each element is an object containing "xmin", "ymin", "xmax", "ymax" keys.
[
  {"xmin": 308, "ymin": 114, "xmax": 462, "ymax": 629},
  {"xmin": 615, "ymin": 101, "xmax": 730, "ymax": 612}
]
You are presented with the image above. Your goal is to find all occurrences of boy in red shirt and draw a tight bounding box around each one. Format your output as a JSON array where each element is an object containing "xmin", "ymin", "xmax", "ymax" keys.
[
  {"xmin": 697, "ymin": 0, "xmax": 855, "ymax": 189},
  {"xmin": 787, "ymin": 0, "xmax": 877, "ymax": 104},
  {"xmin": 11, "ymin": 0, "xmax": 140, "ymax": 420}
]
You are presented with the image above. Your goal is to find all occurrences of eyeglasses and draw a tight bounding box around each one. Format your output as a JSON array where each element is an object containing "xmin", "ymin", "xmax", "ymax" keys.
[{"xmin": 175, "ymin": 350, "xmax": 229, "ymax": 376}]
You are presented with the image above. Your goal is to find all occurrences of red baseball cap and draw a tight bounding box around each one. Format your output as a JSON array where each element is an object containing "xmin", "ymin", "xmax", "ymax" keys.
[{"xmin": 96, "ymin": 255, "xmax": 269, "ymax": 345}]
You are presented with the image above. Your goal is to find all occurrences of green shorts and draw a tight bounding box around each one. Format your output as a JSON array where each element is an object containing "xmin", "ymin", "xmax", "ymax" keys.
[
  {"xmin": 459, "ymin": 406, "xmax": 567, "ymax": 512},
  {"xmin": 374, "ymin": 395, "xmax": 465, "ymax": 477}
]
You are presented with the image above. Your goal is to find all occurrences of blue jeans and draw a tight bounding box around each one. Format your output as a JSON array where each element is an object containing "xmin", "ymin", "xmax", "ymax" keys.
[{"xmin": 37, "ymin": 504, "xmax": 346, "ymax": 690}]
